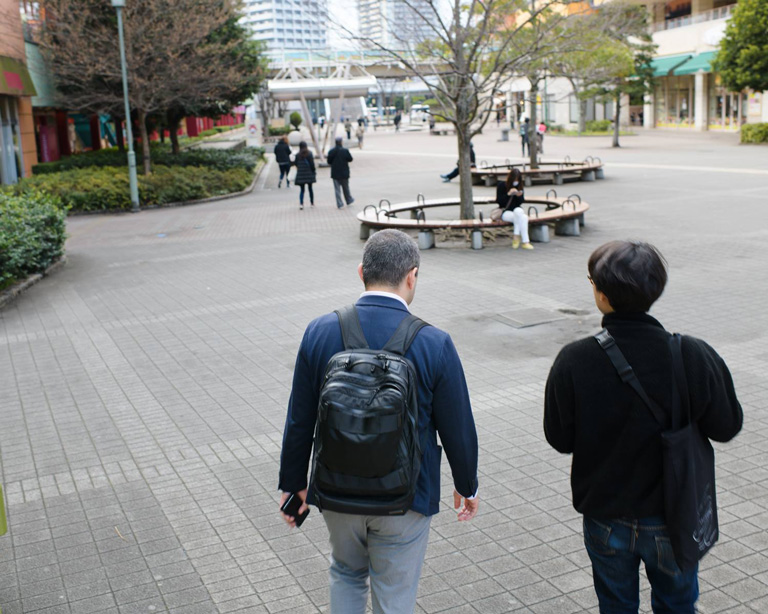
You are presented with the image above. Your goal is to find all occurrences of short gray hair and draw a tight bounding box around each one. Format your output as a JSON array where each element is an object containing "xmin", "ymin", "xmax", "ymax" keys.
[{"xmin": 362, "ymin": 230, "xmax": 420, "ymax": 288}]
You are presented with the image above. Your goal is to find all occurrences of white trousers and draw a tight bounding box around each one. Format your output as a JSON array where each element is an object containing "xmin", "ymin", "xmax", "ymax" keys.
[{"xmin": 501, "ymin": 207, "xmax": 530, "ymax": 243}]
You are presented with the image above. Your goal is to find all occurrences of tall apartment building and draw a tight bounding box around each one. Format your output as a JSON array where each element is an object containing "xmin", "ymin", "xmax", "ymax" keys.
[
  {"xmin": 357, "ymin": 0, "xmax": 432, "ymax": 49},
  {"xmin": 242, "ymin": 0, "xmax": 328, "ymax": 55}
]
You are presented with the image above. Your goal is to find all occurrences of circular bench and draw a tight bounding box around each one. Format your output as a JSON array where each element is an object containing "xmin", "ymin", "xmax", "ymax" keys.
[
  {"xmin": 471, "ymin": 156, "xmax": 605, "ymax": 187},
  {"xmin": 357, "ymin": 190, "xmax": 589, "ymax": 249}
]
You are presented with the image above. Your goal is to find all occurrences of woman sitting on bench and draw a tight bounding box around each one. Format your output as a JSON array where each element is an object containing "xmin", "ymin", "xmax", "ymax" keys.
[{"xmin": 496, "ymin": 168, "xmax": 533, "ymax": 250}]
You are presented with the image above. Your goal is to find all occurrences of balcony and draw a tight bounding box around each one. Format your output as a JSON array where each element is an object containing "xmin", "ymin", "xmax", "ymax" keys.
[{"xmin": 651, "ymin": 4, "xmax": 735, "ymax": 32}]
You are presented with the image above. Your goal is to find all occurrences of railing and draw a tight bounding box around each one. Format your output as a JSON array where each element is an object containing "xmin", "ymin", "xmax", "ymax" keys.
[{"xmin": 651, "ymin": 4, "xmax": 735, "ymax": 32}]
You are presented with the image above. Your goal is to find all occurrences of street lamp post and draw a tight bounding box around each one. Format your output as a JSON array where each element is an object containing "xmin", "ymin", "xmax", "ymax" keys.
[{"xmin": 111, "ymin": 0, "xmax": 140, "ymax": 212}]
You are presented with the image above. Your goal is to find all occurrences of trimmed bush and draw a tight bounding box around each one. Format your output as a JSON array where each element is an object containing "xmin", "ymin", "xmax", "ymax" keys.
[
  {"xmin": 289, "ymin": 112, "xmax": 303, "ymax": 129},
  {"xmin": 0, "ymin": 192, "xmax": 67, "ymax": 290},
  {"xmin": 586, "ymin": 119, "xmax": 612, "ymax": 132},
  {"xmin": 33, "ymin": 147, "xmax": 264, "ymax": 174},
  {"xmin": 268, "ymin": 125, "xmax": 291, "ymax": 136},
  {"xmin": 741, "ymin": 122, "xmax": 768, "ymax": 143},
  {"xmin": 7, "ymin": 165, "xmax": 254, "ymax": 212}
]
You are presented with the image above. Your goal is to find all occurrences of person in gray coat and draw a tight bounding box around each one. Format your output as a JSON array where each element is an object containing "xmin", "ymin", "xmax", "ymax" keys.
[
  {"xmin": 293, "ymin": 141, "xmax": 316, "ymax": 210},
  {"xmin": 327, "ymin": 137, "xmax": 355, "ymax": 209}
]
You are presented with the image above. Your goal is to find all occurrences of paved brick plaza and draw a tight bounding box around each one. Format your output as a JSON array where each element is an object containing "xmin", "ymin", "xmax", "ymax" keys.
[{"xmin": 1, "ymin": 127, "xmax": 768, "ymax": 614}]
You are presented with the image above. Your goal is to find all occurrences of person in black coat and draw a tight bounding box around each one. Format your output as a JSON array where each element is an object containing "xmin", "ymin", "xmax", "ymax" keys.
[
  {"xmin": 495, "ymin": 168, "xmax": 532, "ymax": 249},
  {"xmin": 293, "ymin": 141, "xmax": 316, "ymax": 209},
  {"xmin": 544, "ymin": 240, "xmax": 742, "ymax": 614},
  {"xmin": 327, "ymin": 137, "xmax": 355, "ymax": 209},
  {"xmin": 274, "ymin": 136, "xmax": 292, "ymax": 188},
  {"xmin": 441, "ymin": 143, "xmax": 475, "ymax": 182}
]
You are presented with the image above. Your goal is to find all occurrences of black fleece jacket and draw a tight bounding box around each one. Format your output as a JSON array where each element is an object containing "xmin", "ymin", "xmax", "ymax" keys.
[{"xmin": 544, "ymin": 312, "xmax": 742, "ymax": 520}]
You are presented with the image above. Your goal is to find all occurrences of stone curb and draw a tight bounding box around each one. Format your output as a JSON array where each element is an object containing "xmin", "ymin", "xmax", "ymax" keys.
[{"xmin": 0, "ymin": 256, "xmax": 68, "ymax": 311}]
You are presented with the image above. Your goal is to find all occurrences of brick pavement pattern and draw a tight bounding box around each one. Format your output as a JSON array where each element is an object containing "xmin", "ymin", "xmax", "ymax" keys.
[{"xmin": 1, "ymin": 128, "xmax": 768, "ymax": 614}]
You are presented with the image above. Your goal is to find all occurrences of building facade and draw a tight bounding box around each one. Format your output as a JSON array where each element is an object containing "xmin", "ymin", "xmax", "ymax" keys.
[
  {"xmin": 242, "ymin": 0, "xmax": 328, "ymax": 56},
  {"xmin": 0, "ymin": 0, "xmax": 37, "ymax": 184},
  {"xmin": 357, "ymin": 0, "xmax": 433, "ymax": 49},
  {"xmin": 639, "ymin": 0, "xmax": 768, "ymax": 130}
]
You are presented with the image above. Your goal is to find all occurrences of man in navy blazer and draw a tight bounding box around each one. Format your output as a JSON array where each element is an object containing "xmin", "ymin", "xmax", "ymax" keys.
[{"xmin": 279, "ymin": 229, "xmax": 479, "ymax": 613}]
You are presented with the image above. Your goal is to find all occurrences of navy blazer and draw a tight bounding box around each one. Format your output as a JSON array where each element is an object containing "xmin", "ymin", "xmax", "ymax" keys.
[{"xmin": 279, "ymin": 295, "xmax": 479, "ymax": 516}]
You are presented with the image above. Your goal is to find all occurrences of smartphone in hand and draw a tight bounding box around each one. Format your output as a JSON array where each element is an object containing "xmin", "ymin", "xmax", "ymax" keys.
[{"xmin": 280, "ymin": 493, "xmax": 310, "ymax": 527}]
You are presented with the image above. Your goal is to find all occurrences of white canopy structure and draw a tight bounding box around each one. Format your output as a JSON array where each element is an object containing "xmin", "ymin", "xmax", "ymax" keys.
[{"xmin": 268, "ymin": 64, "xmax": 377, "ymax": 161}]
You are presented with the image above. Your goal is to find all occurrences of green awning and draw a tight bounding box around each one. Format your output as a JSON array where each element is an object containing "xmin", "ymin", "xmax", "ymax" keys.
[
  {"xmin": 0, "ymin": 55, "xmax": 37, "ymax": 96},
  {"xmin": 674, "ymin": 51, "xmax": 718, "ymax": 75},
  {"xmin": 649, "ymin": 54, "xmax": 693, "ymax": 77}
]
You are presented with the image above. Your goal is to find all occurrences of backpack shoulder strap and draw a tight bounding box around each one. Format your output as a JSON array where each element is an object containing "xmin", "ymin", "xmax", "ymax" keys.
[
  {"xmin": 335, "ymin": 305, "xmax": 369, "ymax": 350},
  {"xmin": 594, "ymin": 328, "xmax": 667, "ymax": 427},
  {"xmin": 382, "ymin": 314, "xmax": 429, "ymax": 356},
  {"xmin": 669, "ymin": 333, "xmax": 690, "ymax": 428}
]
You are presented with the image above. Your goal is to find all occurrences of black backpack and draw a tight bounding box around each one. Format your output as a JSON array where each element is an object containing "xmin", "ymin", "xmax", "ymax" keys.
[{"xmin": 310, "ymin": 305, "xmax": 428, "ymax": 515}]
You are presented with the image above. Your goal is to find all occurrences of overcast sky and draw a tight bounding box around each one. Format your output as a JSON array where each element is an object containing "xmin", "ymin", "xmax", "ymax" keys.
[{"xmin": 327, "ymin": 0, "xmax": 360, "ymax": 48}]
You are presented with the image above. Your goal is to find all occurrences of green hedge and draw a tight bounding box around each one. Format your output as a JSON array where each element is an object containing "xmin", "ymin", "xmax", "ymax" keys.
[
  {"xmin": 268, "ymin": 125, "xmax": 292, "ymax": 136},
  {"xmin": 586, "ymin": 119, "xmax": 612, "ymax": 132},
  {"xmin": 741, "ymin": 123, "xmax": 768, "ymax": 143},
  {"xmin": 7, "ymin": 165, "xmax": 254, "ymax": 212},
  {"xmin": 0, "ymin": 192, "xmax": 67, "ymax": 290},
  {"xmin": 33, "ymin": 146, "xmax": 265, "ymax": 174}
]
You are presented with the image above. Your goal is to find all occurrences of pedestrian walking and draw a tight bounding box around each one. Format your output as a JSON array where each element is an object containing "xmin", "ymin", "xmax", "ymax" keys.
[
  {"xmin": 274, "ymin": 135, "xmax": 292, "ymax": 188},
  {"xmin": 344, "ymin": 118, "xmax": 353, "ymax": 141},
  {"xmin": 292, "ymin": 141, "xmax": 316, "ymax": 210},
  {"xmin": 279, "ymin": 229, "xmax": 479, "ymax": 614},
  {"xmin": 355, "ymin": 124, "xmax": 365, "ymax": 150},
  {"xmin": 327, "ymin": 136, "xmax": 355, "ymax": 208},
  {"xmin": 536, "ymin": 121, "xmax": 547, "ymax": 154},
  {"xmin": 393, "ymin": 110, "xmax": 402, "ymax": 132},
  {"xmin": 441, "ymin": 142, "xmax": 475, "ymax": 182},
  {"xmin": 520, "ymin": 117, "xmax": 530, "ymax": 156},
  {"xmin": 544, "ymin": 240, "xmax": 743, "ymax": 614},
  {"xmin": 495, "ymin": 168, "xmax": 532, "ymax": 250}
]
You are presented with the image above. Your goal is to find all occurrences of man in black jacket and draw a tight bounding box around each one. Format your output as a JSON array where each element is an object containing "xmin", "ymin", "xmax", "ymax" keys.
[
  {"xmin": 327, "ymin": 137, "xmax": 355, "ymax": 209},
  {"xmin": 274, "ymin": 135, "xmax": 292, "ymax": 188},
  {"xmin": 544, "ymin": 240, "xmax": 742, "ymax": 614}
]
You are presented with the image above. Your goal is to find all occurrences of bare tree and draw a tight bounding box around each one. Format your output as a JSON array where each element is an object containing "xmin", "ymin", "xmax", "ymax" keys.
[{"xmin": 343, "ymin": 0, "xmax": 577, "ymax": 218}]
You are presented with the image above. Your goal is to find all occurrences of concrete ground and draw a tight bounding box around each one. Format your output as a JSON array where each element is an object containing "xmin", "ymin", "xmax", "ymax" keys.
[{"xmin": 1, "ymin": 125, "xmax": 767, "ymax": 614}]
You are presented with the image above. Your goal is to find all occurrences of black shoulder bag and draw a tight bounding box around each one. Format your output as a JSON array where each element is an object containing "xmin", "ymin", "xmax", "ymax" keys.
[{"xmin": 594, "ymin": 329, "xmax": 718, "ymax": 571}]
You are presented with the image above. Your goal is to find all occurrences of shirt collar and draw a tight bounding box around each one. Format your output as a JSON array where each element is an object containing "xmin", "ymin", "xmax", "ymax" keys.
[{"xmin": 360, "ymin": 291, "xmax": 410, "ymax": 312}]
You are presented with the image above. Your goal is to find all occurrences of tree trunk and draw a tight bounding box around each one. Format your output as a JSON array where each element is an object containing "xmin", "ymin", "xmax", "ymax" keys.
[
  {"xmin": 115, "ymin": 117, "xmax": 125, "ymax": 152},
  {"xmin": 456, "ymin": 124, "xmax": 474, "ymax": 220},
  {"xmin": 612, "ymin": 92, "xmax": 621, "ymax": 148},
  {"xmin": 167, "ymin": 111, "xmax": 182, "ymax": 155},
  {"xmin": 579, "ymin": 98, "xmax": 587, "ymax": 135},
  {"xmin": 138, "ymin": 109, "xmax": 151, "ymax": 175},
  {"xmin": 529, "ymin": 80, "xmax": 539, "ymax": 169}
]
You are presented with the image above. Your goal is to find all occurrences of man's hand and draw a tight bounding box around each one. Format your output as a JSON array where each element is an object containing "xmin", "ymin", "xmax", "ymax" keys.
[
  {"xmin": 453, "ymin": 489, "xmax": 479, "ymax": 522},
  {"xmin": 279, "ymin": 489, "xmax": 308, "ymax": 528}
]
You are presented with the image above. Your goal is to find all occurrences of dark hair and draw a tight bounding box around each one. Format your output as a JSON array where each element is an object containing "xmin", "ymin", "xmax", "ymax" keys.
[
  {"xmin": 588, "ymin": 241, "xmax": 668, "ymax": 313},
  {"xmin": 297, "ymin": 141, "xmax": 310, "ymax": 159},
  {"xmin": 505, "ymin": 168, "xmax": 523, "ymax": 192},
  {"xmin": 362, "ymin": 230, "xmax": 420, "ymax": 288}
]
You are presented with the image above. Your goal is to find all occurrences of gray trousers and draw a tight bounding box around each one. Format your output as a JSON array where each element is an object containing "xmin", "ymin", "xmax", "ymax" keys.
[
  {"xmin": 333, "ymin": 178, "xmax": 354, "ymax": 208},
  {"xmin": 323, "ymin": 510, "xmax": 431, "ymax": 614}
]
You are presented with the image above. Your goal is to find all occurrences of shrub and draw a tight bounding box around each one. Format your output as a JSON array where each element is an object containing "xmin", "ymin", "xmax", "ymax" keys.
[
  {"xmin": 7, "ymin": 165, "xmax": 254, "ymax": 212},
  {"xmin": 268, "ymin": 125, "xmax": 292, "ymax": 136},
  {"xmin": 0, "ymin": 192, "xmax": 67, "ymax": 290},
  {"xmin": 741, "ymin": 122, "xmax": 768, "ymax": 143},
  {"xmin": 33, "ymin": 146, "xmax": 264, "ymax": 174},
  {"xmin": 586, "ymin": 119, "xmax": 612, "ymax": 132},
  {"xmin": 290, "ymin": 112, "xmax": 303, "ymax": 129}
]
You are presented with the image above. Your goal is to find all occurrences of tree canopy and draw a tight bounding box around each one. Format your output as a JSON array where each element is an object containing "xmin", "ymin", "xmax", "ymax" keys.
[{"xmin": 713, "ymin": 0, "xmax": 768, "ymax": 94}]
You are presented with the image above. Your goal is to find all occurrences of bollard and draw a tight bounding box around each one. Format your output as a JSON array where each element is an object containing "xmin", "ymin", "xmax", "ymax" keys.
[
  {"xmin": 471, "ymin": 229, "xmax": 483, "ymax": 250},
  {"xmin": 554, "ymin": 173, "xmax": 563, "ymax": 185},
  {"xmin": 524, "ymin": 175, "xmax": 532, "ymax": 187},
  {"xmin": 529, "ymin": 225, "xmax": 551, "ymax": 243},
  {"xmin": 360, "ymin": 224, "xmax": 371, "ymax": 240},
  {"xmin": 418, "ymin": 230, "xmax": 435, "ymax": 250},
  {"xmin": 555, "ymin": 218, "xmax": 580, "ymax": 236},
  {"xmin": 595, "ymin": 167, "xmax": 605, "ymax": 179},
  {"xmin": 500, "ymin": 128, "xmax": 510, "ymax": 142},
  {"xmin": 581, "ymin": 170, "xmax": 596, "ymax": 182}
]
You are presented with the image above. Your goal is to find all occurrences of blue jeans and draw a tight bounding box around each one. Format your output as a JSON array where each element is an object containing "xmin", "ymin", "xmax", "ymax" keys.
[{"xmin": 584, "ymin": 516, "xmax": 699, "ymax": 614}]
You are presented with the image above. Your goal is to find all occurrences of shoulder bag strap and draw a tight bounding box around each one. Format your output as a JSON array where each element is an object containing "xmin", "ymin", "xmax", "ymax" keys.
[
  {"xmin": 594, "ymin": 329, "xmax": 668, "ymax": 427},
  {"xmin": 382, "ymin": 314, "xmax": 429, "ymax": 356},
  {"xmin": 335, "ymin": 305, "xmax": 369, "ymax": 350},
  {"xmin": 669, "ymin": 333, "xmax": 690, "ymax": 429}
]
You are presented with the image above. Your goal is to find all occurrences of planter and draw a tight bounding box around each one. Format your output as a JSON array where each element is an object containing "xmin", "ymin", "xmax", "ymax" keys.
[{"xmin": 288, "ymin": 129, "xmax": 302, "ymax": 146}]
